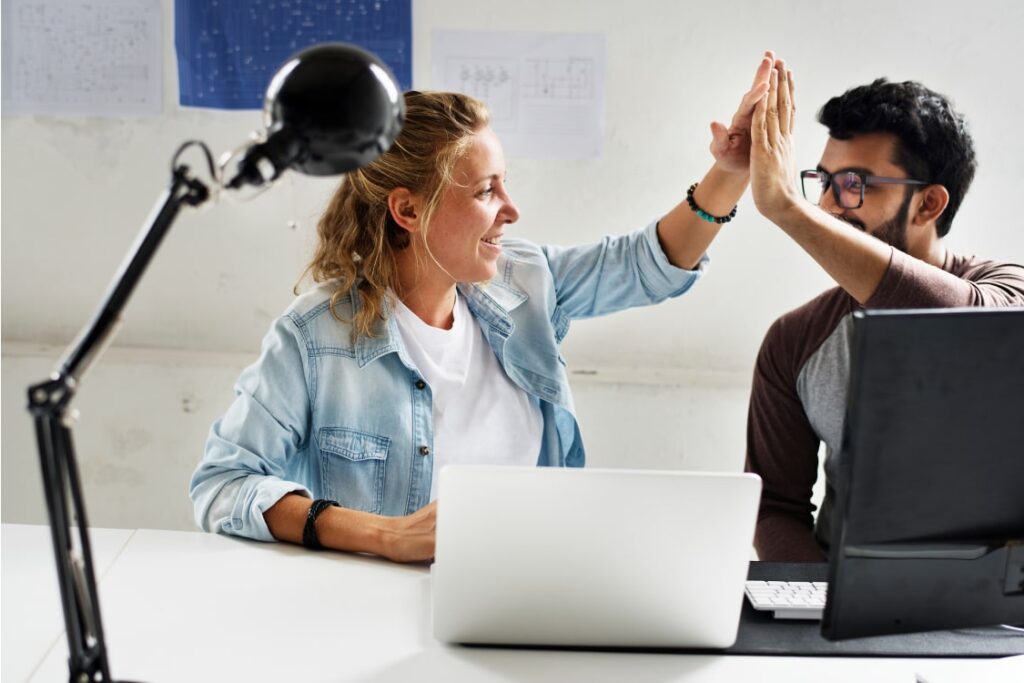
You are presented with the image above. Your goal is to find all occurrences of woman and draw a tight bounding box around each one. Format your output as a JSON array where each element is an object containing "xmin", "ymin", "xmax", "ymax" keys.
[{"xmin": 190, "ymin": 53, "xmax": 777, "ymax": 563}]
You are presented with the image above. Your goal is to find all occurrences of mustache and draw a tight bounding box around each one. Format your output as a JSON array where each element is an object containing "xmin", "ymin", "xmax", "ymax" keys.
[{"xmin": 832, "ymin": 212, "xmax": 866, "ymax": 231}]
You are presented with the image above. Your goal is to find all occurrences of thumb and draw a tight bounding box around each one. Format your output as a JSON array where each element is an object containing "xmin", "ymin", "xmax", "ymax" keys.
[{"xmin": 710, "ymin": 121, "xmax": 728, "ymax": 149}]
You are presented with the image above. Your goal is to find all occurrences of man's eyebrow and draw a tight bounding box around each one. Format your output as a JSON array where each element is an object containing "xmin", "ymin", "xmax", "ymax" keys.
[{"xmin": 817, "ymin": 164, "xmax": 875, "ymax": 175}]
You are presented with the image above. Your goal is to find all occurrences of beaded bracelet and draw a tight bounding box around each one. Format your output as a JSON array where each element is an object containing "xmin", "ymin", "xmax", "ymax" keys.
[
  {"xmin": 302, "ymin": 498, "xmax": 338, "ymax": 550},
  {"xmin": 686, "ymin": 182, "xmax": 738, "ymax": 224}
]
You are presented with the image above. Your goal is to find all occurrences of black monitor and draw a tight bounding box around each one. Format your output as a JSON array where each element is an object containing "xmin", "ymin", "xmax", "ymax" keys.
[{"xmin": 823, "ymin": 307, "xmax": 1024, "ymax": 640}]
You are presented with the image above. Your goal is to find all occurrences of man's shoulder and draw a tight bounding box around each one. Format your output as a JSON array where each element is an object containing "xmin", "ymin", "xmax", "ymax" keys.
[
  {"xmin": 768, "ymin": 287, "xmax": 851, "ymax": 341},
  {"xmin": 946, "ymin": 252, "xmax": 1024, "ymax": 284},
  {"xmin": 758, "ymin": 287, "xmax": 855, "ymax": 373}
]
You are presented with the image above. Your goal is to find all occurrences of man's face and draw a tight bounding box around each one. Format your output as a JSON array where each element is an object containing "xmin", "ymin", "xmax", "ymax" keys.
[{"xmin": 816, "ymin": 132, "xmax": 917, "ymax": 252}]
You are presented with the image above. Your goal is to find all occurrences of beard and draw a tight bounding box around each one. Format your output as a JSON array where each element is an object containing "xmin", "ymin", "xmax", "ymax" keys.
[{"xmin": 834, "ymin": 189, "xmax": 914, "ymax": 252}]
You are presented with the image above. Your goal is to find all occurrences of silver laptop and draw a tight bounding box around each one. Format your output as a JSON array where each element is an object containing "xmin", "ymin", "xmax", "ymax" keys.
[{"xmin": 432, "ymin": 465, "xmax": 761, "ymax": 649}]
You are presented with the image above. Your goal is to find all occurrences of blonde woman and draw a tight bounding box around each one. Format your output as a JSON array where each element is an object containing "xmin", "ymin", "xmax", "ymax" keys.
[{"xmin": 190, "ymin": 54, "xmax": 776, "ymax": 563}]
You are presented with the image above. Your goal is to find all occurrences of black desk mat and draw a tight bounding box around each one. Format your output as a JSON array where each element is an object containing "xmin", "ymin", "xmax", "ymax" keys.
[{"xmin": 724, "ymin": 562, "xmax": 1024, "ymax": 657}]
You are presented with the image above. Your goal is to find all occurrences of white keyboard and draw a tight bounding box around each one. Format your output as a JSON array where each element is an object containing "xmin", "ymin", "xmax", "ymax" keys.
[{"xmin": 744, "ymin": 580, "xmax": 828, "ymax": 620}]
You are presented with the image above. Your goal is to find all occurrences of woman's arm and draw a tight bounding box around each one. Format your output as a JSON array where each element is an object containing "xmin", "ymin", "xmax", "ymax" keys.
[
  {"xmin": 655, "ymin": 51, "xmax": 774, "ymax": 269},
  {"xmin": 190, "ymin": 314, "xmax": 435, "ymax": 563},
  {"xmin": 264, "ymin": 494, "xmax": 437, "ymax": 563}
]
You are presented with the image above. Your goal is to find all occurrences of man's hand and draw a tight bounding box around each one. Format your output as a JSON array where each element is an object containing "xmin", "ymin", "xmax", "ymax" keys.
[
  {"xmin": 750, "ymin": 59, "xmax": 802, "ymax": 223},
  {"xmin": 375, "ymin": 500, "xmax": 437, "ymax": 563},
  {"xmin": 710, "ymin": 51, "xmax": 774, "ymax": 175}
]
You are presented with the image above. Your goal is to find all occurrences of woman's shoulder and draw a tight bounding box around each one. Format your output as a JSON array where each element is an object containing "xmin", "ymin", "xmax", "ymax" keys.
[
  {"xmin": 497, "ymin": 238, "xmax": 553, "ymax": 280},
  {"xmin": 499, "ymin": 237, "xmax": 546, "ymax": 263},
  {"xmin": 282, "ymin": 280, "xmax": 356, "ymax": 332}
]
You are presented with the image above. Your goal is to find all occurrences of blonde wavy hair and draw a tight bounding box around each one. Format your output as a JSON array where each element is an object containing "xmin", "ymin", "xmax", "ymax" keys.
[{"xmin": 299, "ymin": 91, "xmax": 490, "ymax": 340}]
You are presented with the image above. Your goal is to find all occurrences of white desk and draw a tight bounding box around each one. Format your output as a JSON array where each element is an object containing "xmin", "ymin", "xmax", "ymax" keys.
[
  {"xmin": 3, "ymin": 524, "xmax": 1019, "ymax": 682},
  {"xmin": 1, "ymin": 524, "xmax": 134, "ymax": 682}
]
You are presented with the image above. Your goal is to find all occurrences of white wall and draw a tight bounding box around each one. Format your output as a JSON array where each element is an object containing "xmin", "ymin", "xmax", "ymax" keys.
[{"xmin": 2, "ymin": 0, "xmax": 1021, "ymax": 529}]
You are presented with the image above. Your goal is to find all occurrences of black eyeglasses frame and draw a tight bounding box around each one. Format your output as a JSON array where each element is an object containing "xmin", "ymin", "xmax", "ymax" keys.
[{"xmin": 800, "ymin": 169, "xmax": 929, "ymax": 209}]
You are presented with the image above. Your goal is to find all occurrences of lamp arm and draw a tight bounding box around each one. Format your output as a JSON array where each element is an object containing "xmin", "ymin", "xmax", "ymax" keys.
[{"xmin": 26, "ymin": 162, "xmax": 210, "ymax": 683}]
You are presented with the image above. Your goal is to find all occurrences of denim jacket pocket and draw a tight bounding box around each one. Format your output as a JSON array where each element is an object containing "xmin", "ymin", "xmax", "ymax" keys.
[{"xmin": 318, "ymin": 428, "xmax": 390, "ymax": 514}]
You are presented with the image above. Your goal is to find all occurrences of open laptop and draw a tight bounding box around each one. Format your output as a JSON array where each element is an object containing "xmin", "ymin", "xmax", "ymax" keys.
[{"xmin": 432, "ymin": 465, "xmax": 761, "ymax": 648}]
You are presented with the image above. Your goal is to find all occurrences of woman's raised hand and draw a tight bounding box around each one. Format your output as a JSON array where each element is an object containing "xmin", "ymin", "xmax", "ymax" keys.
[{"xmin": 709, "ymin": 51, "xmax": 775, "ymax": 174}]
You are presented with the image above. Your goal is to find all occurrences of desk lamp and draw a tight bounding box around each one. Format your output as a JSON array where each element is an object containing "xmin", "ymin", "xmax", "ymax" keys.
[{"xmin": 26, "ymin": 43, "xmax": 404, "ymax": 683}]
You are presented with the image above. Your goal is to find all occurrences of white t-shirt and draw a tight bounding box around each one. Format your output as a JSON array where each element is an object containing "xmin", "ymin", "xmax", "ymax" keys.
[{"xmin": 393, "ymin": 292, "xmax": 543, "ymax": 501}]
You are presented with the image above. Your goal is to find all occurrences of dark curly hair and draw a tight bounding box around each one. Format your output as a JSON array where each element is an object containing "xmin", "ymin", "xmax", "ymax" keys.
[{"xmin": 817, "ymin": 79, "xmax": 976, "ymax": 237}]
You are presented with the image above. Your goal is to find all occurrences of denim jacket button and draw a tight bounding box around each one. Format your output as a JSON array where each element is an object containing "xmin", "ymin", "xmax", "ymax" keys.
[
  {"xmin": 419, "ymin": 445, "xmax": 430, "ymax": 456},
  {"xmin": 415, "ymin": 379, "xmax": 426, "ymax": 390}
]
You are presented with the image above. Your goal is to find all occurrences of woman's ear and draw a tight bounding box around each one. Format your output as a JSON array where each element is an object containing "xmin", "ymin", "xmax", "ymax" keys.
[
  {"xmin": 912, "ymin": 184, "xmax": 950, "ymax": 228},
  {"xmin": 388, "ymin": 188, "xmax": 422, "ymax": 233}
]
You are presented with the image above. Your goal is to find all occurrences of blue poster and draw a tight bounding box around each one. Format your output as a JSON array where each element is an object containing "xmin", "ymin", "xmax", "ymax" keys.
[{"xmin": 175, "ymin": 0, "xmax": 412, "ymax": 109}]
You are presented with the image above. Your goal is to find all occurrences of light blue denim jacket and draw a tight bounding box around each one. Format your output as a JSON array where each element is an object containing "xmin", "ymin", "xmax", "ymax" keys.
[{"xmin": 190, "ymin": 220, "xmax": 707, "ymax": 541}]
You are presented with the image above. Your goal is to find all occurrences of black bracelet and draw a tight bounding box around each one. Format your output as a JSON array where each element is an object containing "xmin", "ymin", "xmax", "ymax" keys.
[
  {"xmin": 686, "ymin": 182, "xmax": 737, "ymax": 224},
  {"xmin": 302, "ymin": 498, "xmax": 338, "ymax": 550}
]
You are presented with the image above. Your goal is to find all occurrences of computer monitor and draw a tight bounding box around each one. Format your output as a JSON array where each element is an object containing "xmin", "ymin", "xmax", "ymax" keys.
[{"xmin": 823, "ymin": 307, "xmax": 1024, "ymax": 641}]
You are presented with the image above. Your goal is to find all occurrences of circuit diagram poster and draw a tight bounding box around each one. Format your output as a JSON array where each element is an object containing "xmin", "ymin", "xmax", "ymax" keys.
[
  {"xmin": 432, "ymin": 30, "xmax": 606, "ymax": 158},
  {"xmin": 176, "ymin": 0, "xmax": 412, "ymax": 109}
]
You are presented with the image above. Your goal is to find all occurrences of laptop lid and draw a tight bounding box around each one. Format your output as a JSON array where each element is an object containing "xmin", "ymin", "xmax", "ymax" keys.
[{"xmin": 432, "ymin": 466, "xmax": 761, "ymax": 648}]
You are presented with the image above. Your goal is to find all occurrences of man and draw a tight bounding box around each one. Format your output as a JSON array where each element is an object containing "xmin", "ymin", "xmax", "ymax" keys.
[{"xmin": 745, "ymin": 64, "xmax": 1024, "ymax": 561}]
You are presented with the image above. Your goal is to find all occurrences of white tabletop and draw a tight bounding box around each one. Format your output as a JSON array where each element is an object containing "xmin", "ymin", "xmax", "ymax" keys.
[
  {"xmin": 4, "ymin": 524, "xmax": 1021, "ymax": 682},
  {"xmin": 1, "ymin": 524, "xmax": 134, "ymax": 682}
]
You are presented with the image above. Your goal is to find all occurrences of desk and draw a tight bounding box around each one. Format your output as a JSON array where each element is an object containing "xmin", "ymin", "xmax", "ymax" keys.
[
  {"xmin": 1, "ymin": 524, "xmax": 134, "ymax": 682},
  {"xmin": 2, "ymin": 524, "xmax": 1017, "ymax": 682}
]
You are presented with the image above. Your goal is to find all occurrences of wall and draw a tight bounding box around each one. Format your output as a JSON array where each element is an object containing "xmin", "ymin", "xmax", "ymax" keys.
[{"xmin": 2, "ymin": 0, "xmax": 1021, "ymax": 529}]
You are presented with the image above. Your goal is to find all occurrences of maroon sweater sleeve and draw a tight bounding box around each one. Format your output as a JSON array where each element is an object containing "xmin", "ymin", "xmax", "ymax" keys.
[
  {"xmin": 746, "ymin": 318, "xmax": 825, "ymax": 562},
  {"xmin": 867, "ymin": 248, "xmax": 1024, "ymax": 308},
  {"xmin": 745, "ymin": 292, "xmax": 850, "ymax": 563}
]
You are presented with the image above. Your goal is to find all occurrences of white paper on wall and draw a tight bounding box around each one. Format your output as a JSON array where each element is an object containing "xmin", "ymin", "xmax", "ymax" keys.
[
  {"xmin": 1, "ymin": 0, "xmax": 162, "ymax": 117},
  {"xmin": 432, "ymin": 30, "xmax": 606, "ymax": 159}
]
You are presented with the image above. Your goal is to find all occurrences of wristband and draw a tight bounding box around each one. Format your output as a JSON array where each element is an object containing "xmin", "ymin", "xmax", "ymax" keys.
[
  {"xmin": 302, "ymin": 498, "xmax": 338, "ymax": 550},
  {"xmin": 686, "ymin": 182, "xmax": 738, "ymax": 224}
]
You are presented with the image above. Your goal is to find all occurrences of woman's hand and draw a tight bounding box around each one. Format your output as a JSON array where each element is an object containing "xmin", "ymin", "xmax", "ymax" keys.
[
  {"xmin": 749, "ymin": 59, "xmax": 802, "ymax": 223},
  {"xmin": 710, "ymin": 51, "xmax": 775, "ymax": 174},
  {"xmin": 375, "ymin": 500, "xmax": 437, "ymax": 563}
]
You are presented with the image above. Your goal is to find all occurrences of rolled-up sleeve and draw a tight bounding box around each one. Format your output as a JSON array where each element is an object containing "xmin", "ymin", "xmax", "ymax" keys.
[
  {"xmin": 541, "ymin": 220, "xmax": 708, "ymax": 320},
  {"xmin": 189, "ymin": 314, "xmax": 313, "ymax": 541}
]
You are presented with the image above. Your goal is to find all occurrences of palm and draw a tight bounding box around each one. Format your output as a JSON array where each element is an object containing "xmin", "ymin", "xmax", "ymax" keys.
[
  {"xmin": 710, "ymin": 53, "xmax": 774, "ymax": 174},
  {"xmin": 711, "ymin": 123, "xmax": 753, "ymax": 174}
]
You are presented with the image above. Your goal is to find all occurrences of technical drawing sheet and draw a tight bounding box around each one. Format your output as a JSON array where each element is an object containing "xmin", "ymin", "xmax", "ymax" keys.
[
  {"xmin": 1, "ymin": 0, "xmax": 162, "ymax": 116},
  {"xmin": 432, "ymin": 30, "xmax": 606, "ymax": 158}
]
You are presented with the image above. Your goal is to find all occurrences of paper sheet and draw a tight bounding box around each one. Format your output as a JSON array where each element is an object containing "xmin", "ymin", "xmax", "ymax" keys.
[
  {"xmin": 432, "ymin": 30, "xmax": 606, "ymax": 159},
  {"xmin": 1, "ymin": 0, "xmax": 162, "ymax": 116}
]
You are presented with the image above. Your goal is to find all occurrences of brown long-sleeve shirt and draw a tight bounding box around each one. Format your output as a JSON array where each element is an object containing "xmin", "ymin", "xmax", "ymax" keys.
[{"xmin": 746, "ymin": 248, "xmax": 1024, "ymax": 562}]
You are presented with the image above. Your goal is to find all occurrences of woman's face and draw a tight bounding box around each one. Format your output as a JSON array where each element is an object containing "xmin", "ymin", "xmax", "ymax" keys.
[{"xmin": 423, "ymin": 126, "xmax": 520, "ymax": 284}]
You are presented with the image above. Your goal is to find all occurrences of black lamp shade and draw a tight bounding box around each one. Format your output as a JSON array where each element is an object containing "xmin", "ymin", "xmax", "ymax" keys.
[{"xmin": 263, "ymin": 42, "xmax": 405, "ymax": 176}]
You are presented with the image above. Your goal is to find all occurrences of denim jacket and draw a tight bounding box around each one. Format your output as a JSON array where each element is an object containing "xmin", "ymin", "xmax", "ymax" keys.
[{"xmin": 190, "ymin": 220, "xmax": 707, "ymax": 541}]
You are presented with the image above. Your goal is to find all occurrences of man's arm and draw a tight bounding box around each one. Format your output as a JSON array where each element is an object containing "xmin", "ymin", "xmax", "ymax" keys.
[
  {"xmin": 747, "ymin": 62, "xmax": 1024, "ymax": 307},
  {"xmin": 758, "ymin": 200, "xmax": 893, "ymax": 303},
  {"xmin": 746, "ymin": 317, "xmax": 827, "ymax": 562},
  {"xmin": 745, "ymin": 63, "xmax": 896, "ymax": 303},
  {"xmin": 866, "ymin": 249, "xmax": 1024, "ymax": 308}
]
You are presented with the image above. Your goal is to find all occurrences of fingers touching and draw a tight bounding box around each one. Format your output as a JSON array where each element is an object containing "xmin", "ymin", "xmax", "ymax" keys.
[
  {"xmin": 787, "ymin": 67, "xmax": 796, "ymax": 134},
  {"xmin": 753, "ymin": 50, "xmax": 774, "ymax": 89},
  {"xmin": 766, "ymin": 65, "xmax": 780, "ymax": 148},
  {"xmin": 752, "ymin": 54, "xmax": 795, "ymax": 148},
  {"xmin": 777, "ymin": 59, "xmax": 794, "ymax": 135}
]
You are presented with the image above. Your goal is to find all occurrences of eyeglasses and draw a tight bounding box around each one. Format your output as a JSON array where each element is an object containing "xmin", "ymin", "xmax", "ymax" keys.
[{"xmin": 800, "ymin": 170, "xmax": 929, "ymax": 209}]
